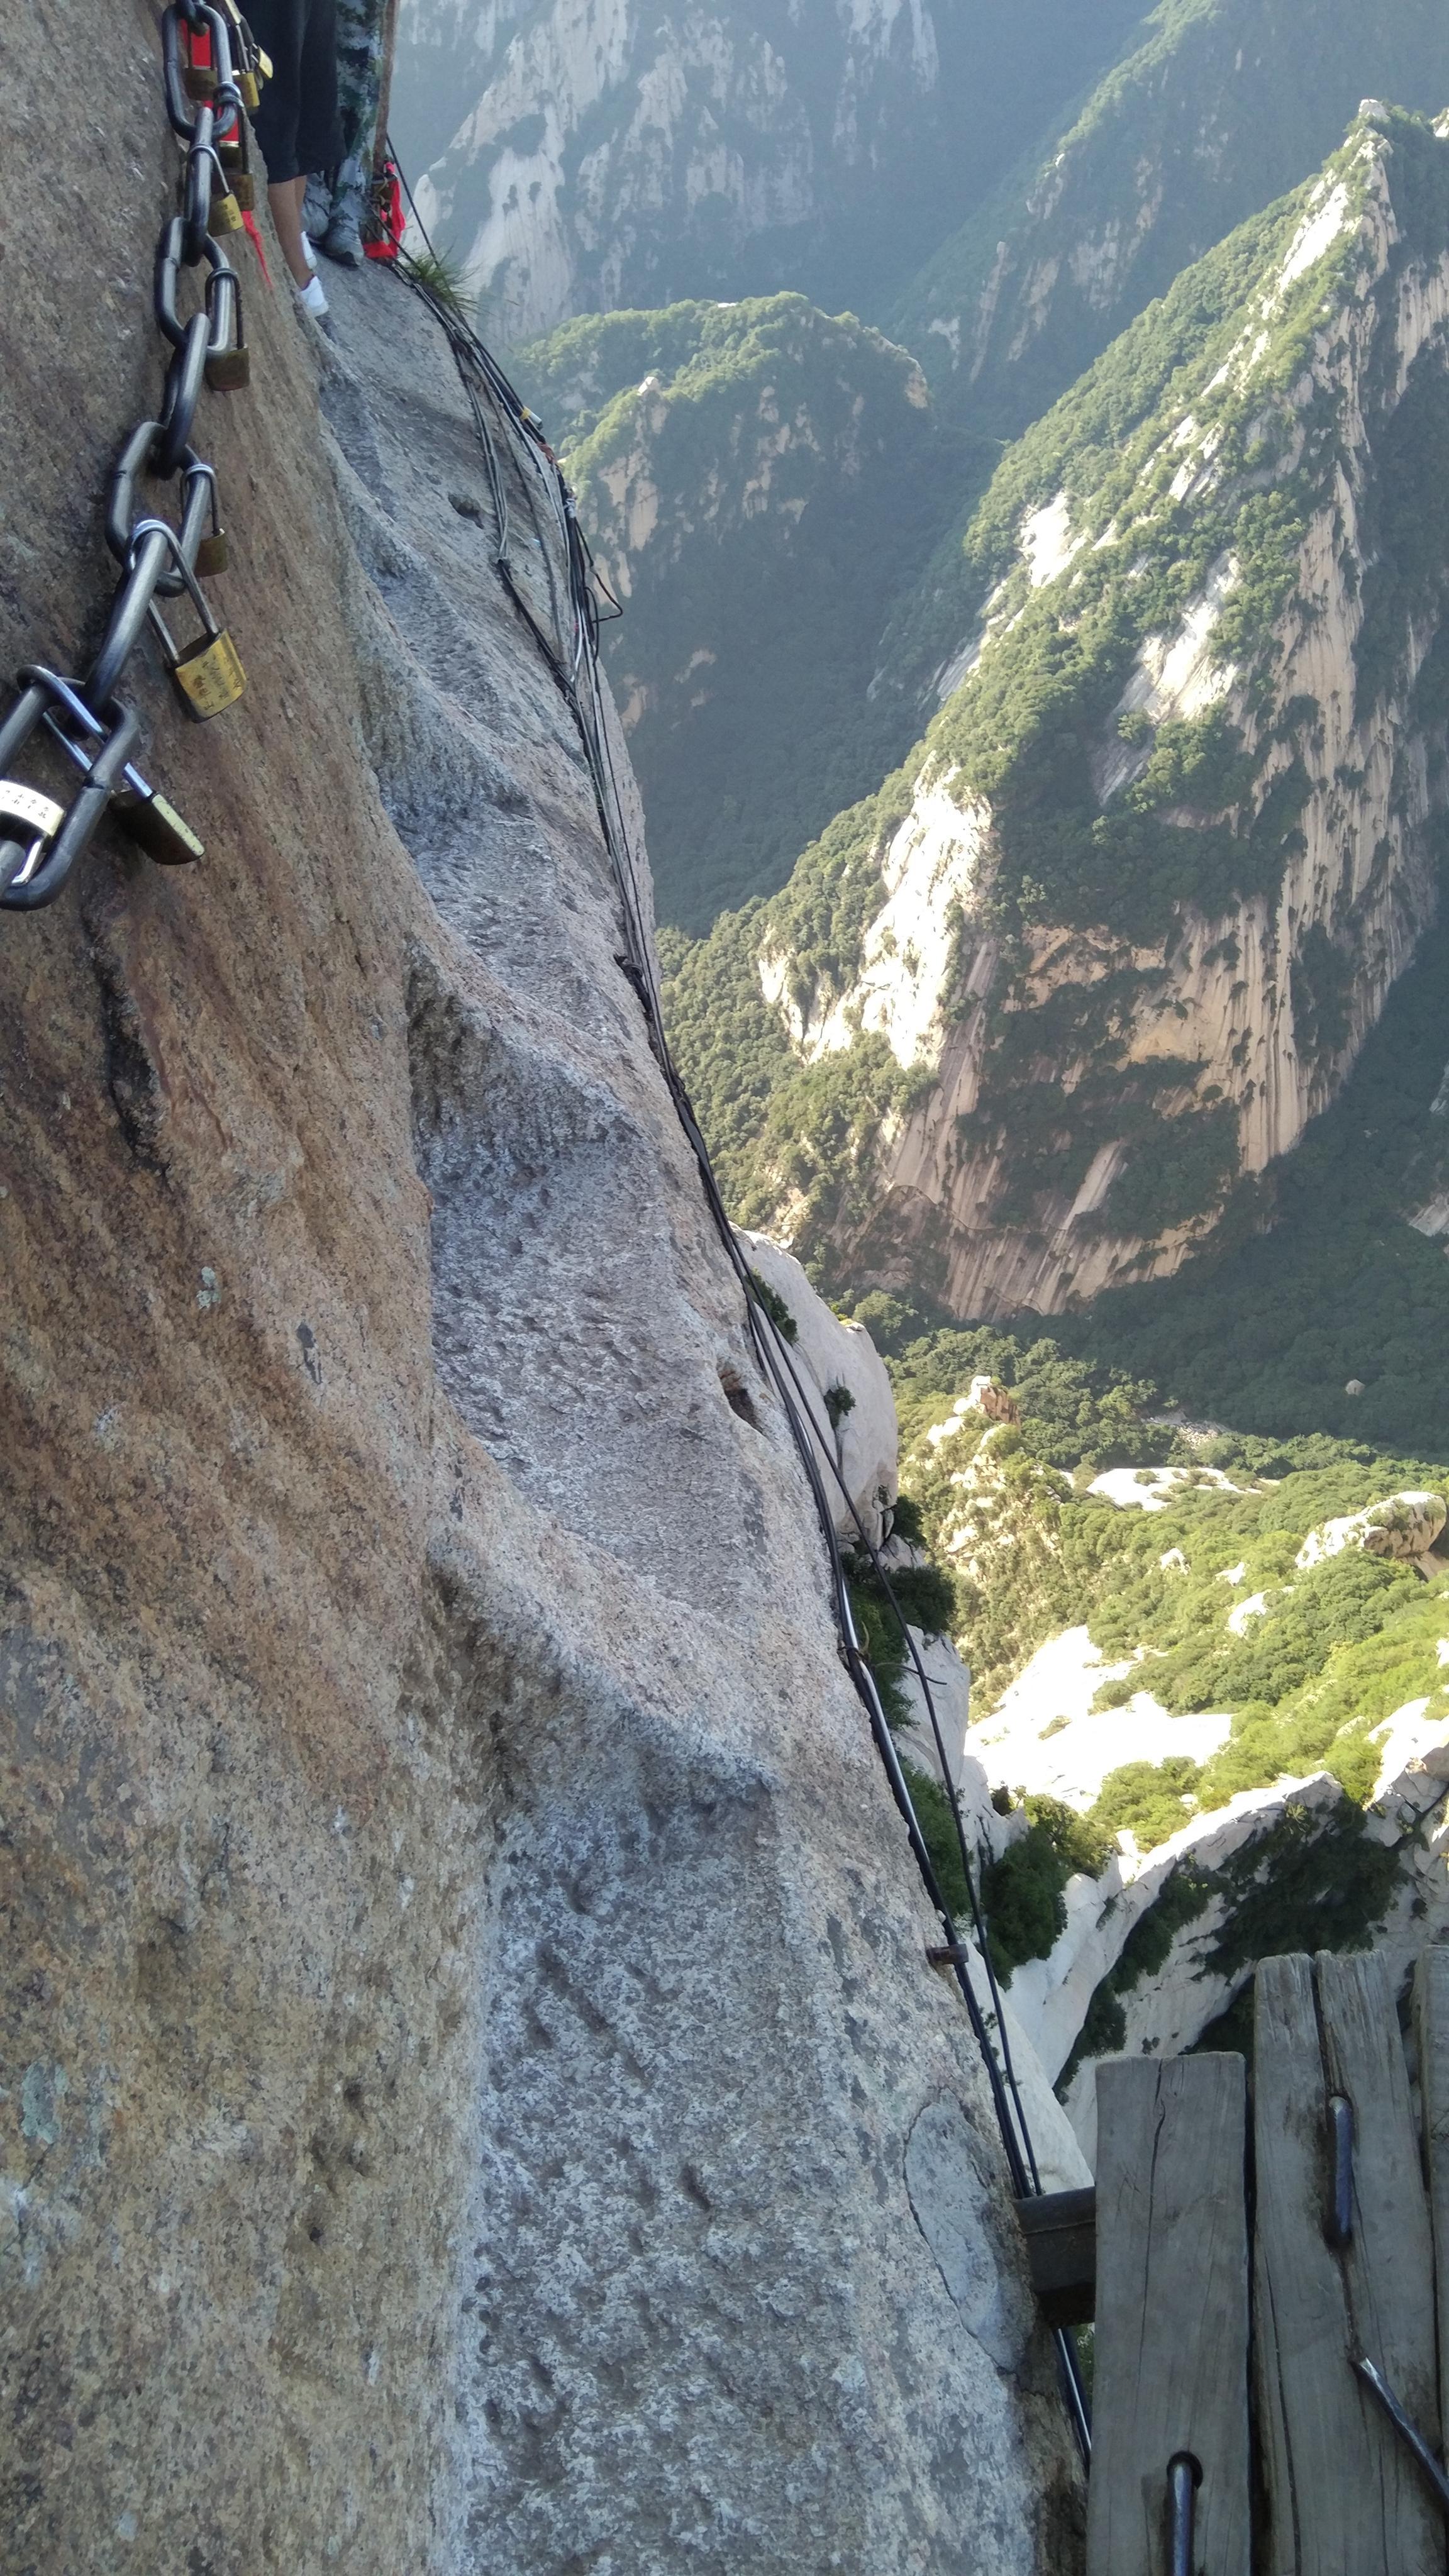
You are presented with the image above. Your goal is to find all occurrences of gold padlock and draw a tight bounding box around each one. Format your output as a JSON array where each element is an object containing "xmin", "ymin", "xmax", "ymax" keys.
[
  {"xmin": 218, "ymin": 122, "xmax": 257, "ymax": 212},
  {"xmin": 35, "ymin": 681, "xmax": 206, "ymax": 870},
  {"xmin": 238, "ymin": 68, "xmax": 260, "ymax": 109},
  {"xmin": 208, "ymin": 188, "xmax": 245, "ymax": 237},
  {"xmin": 145, "ymin": 550, "xmax": 247, "ymax": 723},
  {"xmin": 194, "ymin": 530, "xmax": 230, "ymax": 577},
  {"xmin": 170, "ymin": 627, "xmax": 247, "ymax": 720}
]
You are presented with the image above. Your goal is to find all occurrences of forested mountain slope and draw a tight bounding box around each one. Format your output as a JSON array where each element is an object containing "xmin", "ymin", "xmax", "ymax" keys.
[
  {"xmin": 663, "ymin": 111, "xmax": 1449, "ymax": 1321},
  {"xmin": 889, "ymin": 0, "xmax": 1449, "ymax": 441},
  {"xmin": 514, "ymin": 297, "xmax": 969, "ymax": 928},
  {"xmin": 391, "ymin": 0, "xmax": 1146, "ymax": 338}
]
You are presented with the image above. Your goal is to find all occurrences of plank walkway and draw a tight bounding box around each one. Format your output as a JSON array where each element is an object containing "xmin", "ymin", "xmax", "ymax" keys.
[{"xmin": 1080, "ymin": 1945, "xmax": 1449, "ymax": 2576}]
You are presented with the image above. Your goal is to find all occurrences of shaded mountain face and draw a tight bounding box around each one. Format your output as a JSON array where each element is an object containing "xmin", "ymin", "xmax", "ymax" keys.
[
  {"xmin": 392, "ymin": 0, "xmax": 1146, "ymax": 339},
  {"xmin": 663, "ymin": 111, "xmax": 1449, "ymax": 1318},
  {"xmin": 889, "ymin": 0, "xmax": 1449, "ymax": 442},
  {"xmin": 515, "ymin": 296, "xmax": 969, "ymax": 929}
]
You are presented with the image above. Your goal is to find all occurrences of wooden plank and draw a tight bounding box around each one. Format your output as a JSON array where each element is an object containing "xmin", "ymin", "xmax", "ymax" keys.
[
  {"xmin": 1254, "ymin": 1950, "xmax": 1443, "ymax": 2576},
  {"xmin": 1416, "ymin": 1945, "xmax": 1449, "ymax": 2452},
  {"xmin": 1013, "ymin": 2185, "xmax": 1095, "ymax": 2326},
  {"xmin": 1085, "ymin": 2055, "xmax": 1249, "ymax": 2576}
]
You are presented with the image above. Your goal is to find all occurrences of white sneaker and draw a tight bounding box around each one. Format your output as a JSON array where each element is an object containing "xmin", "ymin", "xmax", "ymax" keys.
[{"xmin": 294, "ymin": 272, "xmax": 329, "ymax": 318}]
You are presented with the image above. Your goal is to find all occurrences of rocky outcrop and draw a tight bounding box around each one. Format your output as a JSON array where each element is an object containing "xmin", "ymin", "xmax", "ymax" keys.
[
  {"xmin": 1297, "ymin": 1489, "xmax": 1448, "ymax": 1567},
  {"xmin": 735, "ymin": 1228, "xmax": 898, "ymax": 1543},
  {"xmin": 0, "ymin": 13, "xmax": 1083, "ymax": 2566}
]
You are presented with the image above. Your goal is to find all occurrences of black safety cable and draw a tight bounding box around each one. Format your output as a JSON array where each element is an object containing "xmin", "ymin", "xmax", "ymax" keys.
[
  {"xmin": 385, "ymin": 158, "xmax": 1091, "ymax": 2457},
  {"xmin": 0, "ymin": 0, "xmax": 264, "ymax": 906}
]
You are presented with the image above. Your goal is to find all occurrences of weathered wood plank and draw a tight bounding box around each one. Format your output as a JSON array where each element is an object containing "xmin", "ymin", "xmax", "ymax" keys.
[
  {"xmin": 1085, "ymin": 2055, "xmax": 1248, "ymax": 2576},
  {"xmin": 1417, "ymin": 1945, "xmax": 1449, "ymax": 2454},
  {"xmin": 1254, "ymin": 1950, "xmax": 1443, "ymax": 2575}
]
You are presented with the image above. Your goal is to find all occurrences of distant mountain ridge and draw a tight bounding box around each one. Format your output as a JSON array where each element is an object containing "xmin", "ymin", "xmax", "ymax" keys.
[
  {"xmin": 513, "ymin": 296, "xmax": 967, "ymax": 930},
  {"xmin": 662, "ymin": 110, "xmax": 1449, "ymax": 1321},
  {"xmin": 889, "ymin": 0, "xmax": 1449, "ymax": 440},
  {"xmin": 392, "ymin": 0, "xmax": 1148, "ymax": 339}
]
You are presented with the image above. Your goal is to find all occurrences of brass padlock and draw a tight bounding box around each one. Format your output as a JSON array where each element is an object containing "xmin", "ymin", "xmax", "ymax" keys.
[
  {"xmin": 205, "ymin": 345, "xmax": 250, "ymax": 391},
  {"xmin": 169, "ymin": 623, "xmax": 246, "ymax": 720},
  {"xmin": 238, "ymin": 68, "xmax": 260, "ymax": 109},
  {"xmin": 184, "ymin": 62, "xmax": 218, "ymax": 98},
  {"xmin": 218, "ymin": 121, "xmax": 257, "ymax": 213},
  {"xmin": 34, "ymin": 674, "xmax": 206, "ymax": 871},
  {"xmin": 147, "ymin": 553, "xmax": 247, "ymax": 722},
  {"xmin": 208, "ymin": 187, "xmax": 245, "ymax": 238},
  {"xmin": 188, "ymin": 463, "xmax": 230, "ymax": 574},
  {"xmin": 113, "ymin": 781, "xmax": 206, "ymax": 866}
]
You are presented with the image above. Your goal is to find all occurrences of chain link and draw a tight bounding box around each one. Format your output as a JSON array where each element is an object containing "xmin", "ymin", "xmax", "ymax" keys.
[{"xmin": 0, "ymin": 0, "xmax": 265, "ymax": 909}]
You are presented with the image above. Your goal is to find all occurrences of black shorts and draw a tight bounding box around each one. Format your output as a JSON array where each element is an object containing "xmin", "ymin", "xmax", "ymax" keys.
[{"xmin": 247, "ymin": 0, "xmax": 343, "ymax": 184}]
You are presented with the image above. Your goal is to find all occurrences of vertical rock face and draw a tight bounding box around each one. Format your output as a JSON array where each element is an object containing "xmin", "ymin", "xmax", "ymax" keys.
[{"xmin": 0, "ymin": 11, "xmax": 1079, "ymax": 2568}]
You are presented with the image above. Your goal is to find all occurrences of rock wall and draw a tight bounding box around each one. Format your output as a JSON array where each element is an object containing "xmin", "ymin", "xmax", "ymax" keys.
[{"xmin": 0, "ymin": 12, "xmax": 1080, "ymax": 2567}]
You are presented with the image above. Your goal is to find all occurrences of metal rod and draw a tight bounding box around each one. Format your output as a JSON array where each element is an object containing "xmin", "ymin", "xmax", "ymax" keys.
[
  {"xmin": 1355, "ymin": 2357, "xmax": 1449, "ymax": 2519},
  {"xmin": 1167, "ymin": 2453, "xmax": 1199, "ymax": 2576},
  {"xmin": 1328, "ymin": 2094, "xmax": 1353, "ymax": 2248}
]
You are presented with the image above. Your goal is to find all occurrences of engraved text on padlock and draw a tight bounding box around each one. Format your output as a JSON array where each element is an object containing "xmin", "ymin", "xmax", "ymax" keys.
[{"xmin": 171, "ymin": 630, "xmax": 247, "ymax": 720}]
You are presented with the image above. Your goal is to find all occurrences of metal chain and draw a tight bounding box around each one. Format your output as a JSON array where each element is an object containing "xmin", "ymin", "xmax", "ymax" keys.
[{"xmin": 0, "ymin": 0, "xmax": 265, "ymax": 911}]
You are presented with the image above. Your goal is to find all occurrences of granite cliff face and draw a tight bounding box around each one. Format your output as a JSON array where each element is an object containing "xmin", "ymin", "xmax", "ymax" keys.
[
  {"xmin": 669, "ymin": 111, "xmax": 1449, "ymax": 1319},
  {"xmin": 0, "ymin": 9, "xmax": 1082, "ymax": 2567}
]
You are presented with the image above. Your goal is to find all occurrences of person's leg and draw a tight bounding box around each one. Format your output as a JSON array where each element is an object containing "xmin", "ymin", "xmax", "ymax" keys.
[
  {"xmin": 267, "ymin": 171, "xmax": 312, "ymax": 286},
  {"xmin": 293, "ymin": 0, "xmax": 344, "ymax": 250}
]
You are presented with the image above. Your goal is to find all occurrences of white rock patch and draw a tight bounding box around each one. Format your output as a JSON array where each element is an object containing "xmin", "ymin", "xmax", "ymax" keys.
[
  {"xmin": 734, "ymin": 1230, "xmax": 896, "ymax": 1541},
  {"xmin": 974, "ymin": 1627, "xmax": 1232, "ymax": 1807},
  {"xmin": 1088, "ymin": 1465, "xmax": 1240, "ymax": 1513},
  {"xmin": 1296, "ymin": 1490, "xmax": 1447, "ymax": 1568},
  {"xmin": 1277, "ymin": 181, "xmax": 1350, "ymax": 292}
]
